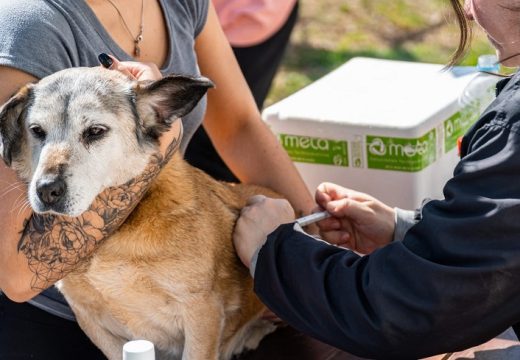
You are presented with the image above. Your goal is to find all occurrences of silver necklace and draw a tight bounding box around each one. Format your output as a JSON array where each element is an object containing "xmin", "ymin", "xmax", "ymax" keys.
[{"xmin": 104, "ymin": 0, "xmax": 145, "ymax": 57}]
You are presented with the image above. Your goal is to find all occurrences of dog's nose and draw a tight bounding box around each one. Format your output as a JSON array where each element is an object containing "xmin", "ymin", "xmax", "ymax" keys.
[{"xmin": 36, "ymin": 177, "xmax": 66, "ymax": 206}]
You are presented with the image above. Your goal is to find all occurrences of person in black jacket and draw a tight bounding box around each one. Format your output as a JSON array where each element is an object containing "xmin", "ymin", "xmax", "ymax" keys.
[{"xmin": 233, "ymin": 0, "xmax": 520, "ymax": 358}]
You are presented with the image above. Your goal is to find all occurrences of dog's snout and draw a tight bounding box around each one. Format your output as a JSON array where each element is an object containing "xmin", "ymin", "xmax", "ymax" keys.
[{"xmin": 36, "ymin": 177, "xmax": 67, "ymax": 206}]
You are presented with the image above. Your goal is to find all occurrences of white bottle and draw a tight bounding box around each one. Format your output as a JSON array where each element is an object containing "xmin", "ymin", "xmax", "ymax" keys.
[
  {"xmin": 459, "ymin": 54, "xmax": 502, "ymax": 114},
  {"xmin": 122, "ymin": 340, "xmax": 155, "ymax": 360}
]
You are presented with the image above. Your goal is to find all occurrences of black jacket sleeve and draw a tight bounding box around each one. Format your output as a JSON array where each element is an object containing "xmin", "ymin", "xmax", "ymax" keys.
[{"xmin": 254, "ymin": 75, "xmax": 520, "ymax": 360}]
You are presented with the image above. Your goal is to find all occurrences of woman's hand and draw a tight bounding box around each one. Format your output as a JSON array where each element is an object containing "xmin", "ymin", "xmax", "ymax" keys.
[
  {"xmin": 98, "ymin": 53, "xmax": 162, "ymax": 81},
  {"xmin": 233, "ymin": 196, "xmax": 295, "ymax": 269},
  {"xmin": 315, "ymin": 182, "xmax": 395, "ymax": 255}
]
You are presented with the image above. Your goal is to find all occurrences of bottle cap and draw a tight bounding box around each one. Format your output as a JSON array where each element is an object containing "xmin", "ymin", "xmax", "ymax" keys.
[
  {"xmin": 123, "ymin": 340, "xmax": 155, "ymax": 360},
  {"xmin": 477, "ymin": 54, "xmax": 499, "ymax": 72}
]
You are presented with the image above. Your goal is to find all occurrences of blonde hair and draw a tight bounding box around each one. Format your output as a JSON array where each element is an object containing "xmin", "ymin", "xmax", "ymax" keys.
[{"xmin": 448, "ymin": 0, "xmax": 472, "ymax": 66}]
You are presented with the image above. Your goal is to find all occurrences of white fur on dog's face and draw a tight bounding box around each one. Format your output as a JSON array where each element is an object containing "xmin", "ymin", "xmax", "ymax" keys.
[
  {"xmin": 27, "ymin": 69, "xmax": 155, "ymax": 216},
  {"xmin": 0, "ymin": 67, "xmax": 213, "ymax": 216}
]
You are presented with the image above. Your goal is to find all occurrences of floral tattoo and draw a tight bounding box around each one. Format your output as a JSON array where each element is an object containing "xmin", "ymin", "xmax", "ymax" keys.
[{"xmin": 18, "ymin": 137, "xmax": 179, "ymax": 292}]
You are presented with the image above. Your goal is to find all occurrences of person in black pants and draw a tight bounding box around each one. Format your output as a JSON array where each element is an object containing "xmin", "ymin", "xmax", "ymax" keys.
[
  {"xmin": 185, "ymin": 2, "xmax": 299, "ymax": 182},
  {"xmin": 0, "ymin": 294, "xmax": 105, "ymax": 359}
]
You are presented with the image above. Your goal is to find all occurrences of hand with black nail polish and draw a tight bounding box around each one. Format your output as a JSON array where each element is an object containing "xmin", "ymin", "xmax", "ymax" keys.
[
  {"xmin": 98, "ymin": 53, "xmax": 113, "ymax": 68},
  {"xmin": 97, "ymin": 53, "xmax": 162, "ymax": 81}
]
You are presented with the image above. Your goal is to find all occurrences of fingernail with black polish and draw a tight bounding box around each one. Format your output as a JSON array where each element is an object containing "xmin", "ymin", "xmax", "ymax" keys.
[{"xmin": 98, "ymin": 53, "xmax": 113, "ymax": 68}]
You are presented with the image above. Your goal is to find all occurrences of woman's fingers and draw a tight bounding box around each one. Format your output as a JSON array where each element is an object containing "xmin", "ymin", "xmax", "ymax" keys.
[
  {"xmin": 317, "ymin": 182, "xmax": 353, "ymax": 200},
  {"xmin": 316, "ymin": 216, "xmax": 342, "ymax": 231},
  {"xmin": 98, "ymin": 53, "xmax": 136, "ymax": 79},
  {"xmin": 97, "ymin": 53, "xmax": 162, "ymax": 81},
  {"xmin": 98, "ymin": 53, "xmax": 114, "ymax": 69},
  {"xmin": 326, "ymin": 198, "xmax": 371, "ymax": 221}
]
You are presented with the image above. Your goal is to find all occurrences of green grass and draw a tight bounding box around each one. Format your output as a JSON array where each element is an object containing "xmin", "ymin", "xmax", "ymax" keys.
[{"xmin": 266, "ymin": 0, "xmax": 497, "ymax": 106}]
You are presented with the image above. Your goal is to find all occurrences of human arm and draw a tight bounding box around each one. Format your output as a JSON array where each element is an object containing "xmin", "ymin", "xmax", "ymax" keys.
[
  {"xmin": 245, "ymin": 107, "xmax": 520, "ymax": 358},
  {"xmin": 0, "ymin": 63, "xmax": 180, "ymax": 301},
  {"xmin": 233, "ymin": 182, "xmax": 416, "ymax": 271},
  {"xmin": 0, "ymin": 66, "xmax": 42, "ymax": 301},
  {"xmin": 194, "ymin": 3, "xmax": 315, "ymax": 216},
  {"xmin": 0, "ymin": 2, "xmax": 187, "ymax": 301},
  {"xmin": 0, "ymin": 1, "xmax": 123, "ymax": 301}
]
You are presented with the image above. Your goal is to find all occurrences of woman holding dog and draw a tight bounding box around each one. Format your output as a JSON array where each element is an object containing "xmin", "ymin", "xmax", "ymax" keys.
[
  {"xmin": 0, "ymin": 0, "xmax": 313, "ymax": 358},
  {"xmin": 233, "ymin": 0, "xmax": 520, "ymax": 358}
]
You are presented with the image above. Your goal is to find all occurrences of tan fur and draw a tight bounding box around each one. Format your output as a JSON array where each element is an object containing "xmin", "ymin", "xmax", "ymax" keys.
[
  {"xmin": 0, "ymin": 67, "xmax": 277, "ymax": 359},
  {"xmin": 58, "ymin": 152, "xmax": 278, "ymax": 360},
  {"xmin": 40, "ymin": 145, "xmax": 71, "ymax": 175}
]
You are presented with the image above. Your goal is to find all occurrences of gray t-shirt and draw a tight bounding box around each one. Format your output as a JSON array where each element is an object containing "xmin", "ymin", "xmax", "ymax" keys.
[
  {"xmin": 0, "ymin": 0, "xmax": 209, "ymax": 320},
  {"xmin": 0, "ymin": 0, "xmax": 208, "ymax": 153}
]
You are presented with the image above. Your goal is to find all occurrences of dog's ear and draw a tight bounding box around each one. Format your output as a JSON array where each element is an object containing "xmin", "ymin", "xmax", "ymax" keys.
[
  {"xmin": 0, "ymin": 85, "xmax": 32, "ymax": 167},
  {"xmin": 134, "ymin": 75, "xmax": 214, "ymax": 138}
]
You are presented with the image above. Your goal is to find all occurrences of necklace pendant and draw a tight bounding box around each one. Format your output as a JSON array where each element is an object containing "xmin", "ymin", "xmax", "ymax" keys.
[{"xmin": 134, "ymin": 44, "xmax": 141, "ymax": 57}]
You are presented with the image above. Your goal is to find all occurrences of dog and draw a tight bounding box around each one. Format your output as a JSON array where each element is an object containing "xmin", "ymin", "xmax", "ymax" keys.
[{"xmin": 0, "ymin": 67, "xmax": 279, "ymax": 359}]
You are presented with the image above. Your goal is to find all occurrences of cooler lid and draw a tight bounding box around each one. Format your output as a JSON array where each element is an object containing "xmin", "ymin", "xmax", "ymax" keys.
[{"xmin": 263, "ymin": 57, "xmax": 477, "ymax": 129}]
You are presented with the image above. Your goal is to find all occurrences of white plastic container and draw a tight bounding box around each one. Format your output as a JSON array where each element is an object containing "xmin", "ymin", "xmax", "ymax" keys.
[
  {"xmin": 123, "ymin": 340, "xmax": 155, "ymax": 360},
  {"xmin": 262, "ymin": 57, "xmax": 499, "ymax": 209}
]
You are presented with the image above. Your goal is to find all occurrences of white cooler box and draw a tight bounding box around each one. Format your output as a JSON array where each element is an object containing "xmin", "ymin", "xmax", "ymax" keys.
[{"xmin": 262, "ymin": 57, "xmax": 497, "ymax": 209}]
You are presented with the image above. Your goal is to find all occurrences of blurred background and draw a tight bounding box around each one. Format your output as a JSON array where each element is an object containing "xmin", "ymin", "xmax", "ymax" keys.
[{"xmin": 266, "ymin": 0, "xmax": 495, "ymax": 106}]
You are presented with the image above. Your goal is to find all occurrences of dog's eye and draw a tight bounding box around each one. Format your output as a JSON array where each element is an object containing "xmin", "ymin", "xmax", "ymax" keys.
[
  {"xmin": 29, "ymin": 125, "xmax": 46, "ymax": 140},
  {"xmin": 83, "ymin": 126, "xmax": 109, "ymax": 144}
]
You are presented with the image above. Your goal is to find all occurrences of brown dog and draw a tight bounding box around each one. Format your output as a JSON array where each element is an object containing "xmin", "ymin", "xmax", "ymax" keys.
[{"xmin": 0, "ymin": 68, "xmax": 277, "ymax": 359}]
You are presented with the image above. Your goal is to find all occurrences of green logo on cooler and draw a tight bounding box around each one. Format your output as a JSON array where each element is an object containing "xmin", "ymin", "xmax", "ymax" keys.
[
  {"xmin": 366, "ymin": 130, "xmax": 436, "ymax": 172},
  {"xmin": 279, "ymin": 134, "xmax": 348, "ymax": 167},
  {"xmin": 444, "ymin": 108, "xmax": 479, "ymax": 153}
]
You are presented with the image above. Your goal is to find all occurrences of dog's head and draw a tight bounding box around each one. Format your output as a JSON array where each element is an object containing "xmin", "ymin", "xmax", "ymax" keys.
[{"xmin": 0, "ymin": 67, "xmax": 213, "ymax": 216}]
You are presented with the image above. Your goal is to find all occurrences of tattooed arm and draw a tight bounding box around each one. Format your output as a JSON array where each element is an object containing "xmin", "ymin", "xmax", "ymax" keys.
[
  {"xmin": 3, "ymin": 137, "xmax": 179, "ymax": 301},
  {"xmin": 0, "ymin": 65, "xmax": 181, "ymax": 301},
  {"xmin": 17, "ymin": 151, "xmax": 169, "ymax": 293}
]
